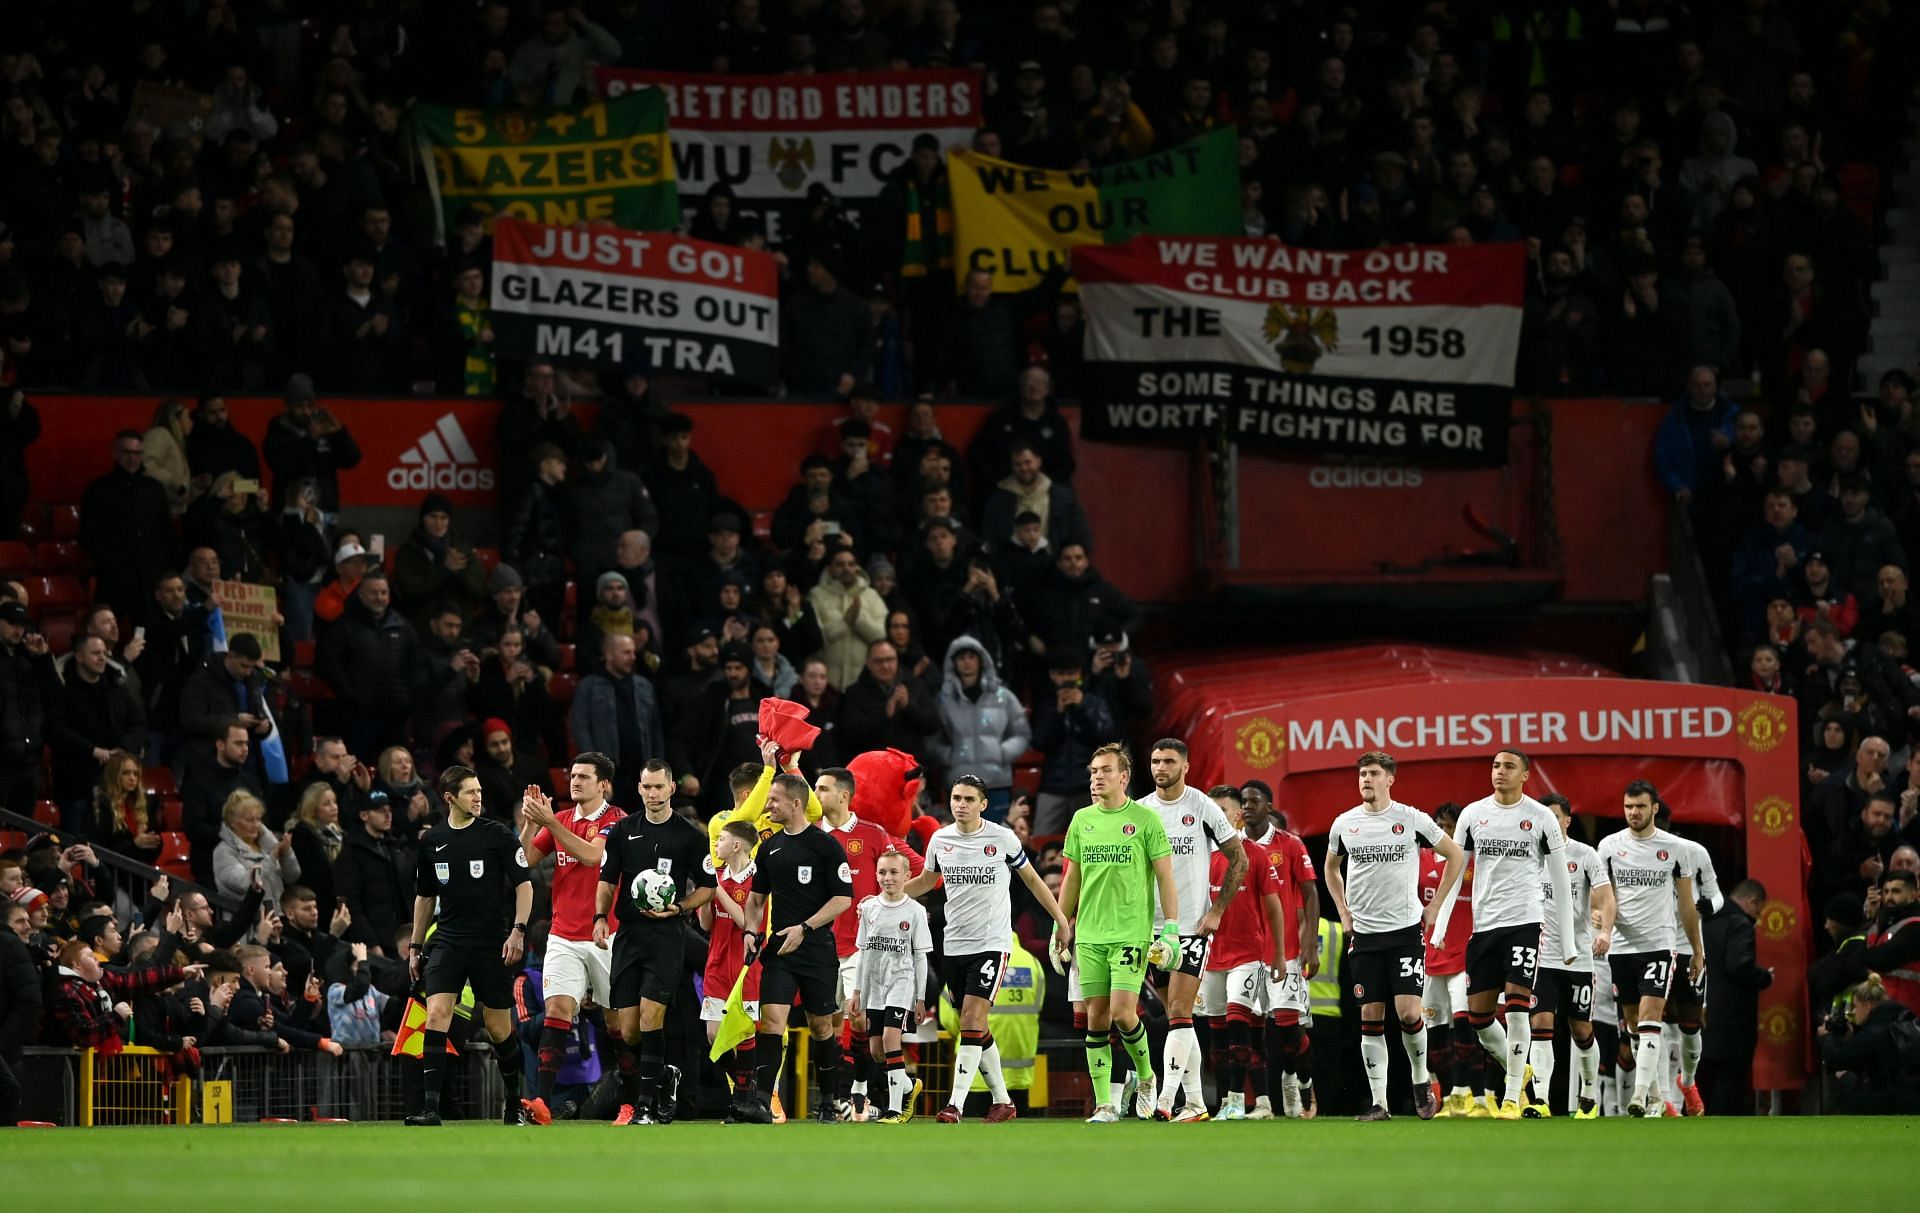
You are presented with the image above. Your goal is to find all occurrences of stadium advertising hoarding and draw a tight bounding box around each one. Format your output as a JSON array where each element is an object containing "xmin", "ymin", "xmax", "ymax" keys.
[
  {"xmin": 1219, "ymin": 677, "xmax": 1808, "ymax": 1087},
  {"xmin": 1074, "ymin": 238, "xmax": 1523, "ymax": 465},
  {"xmin": 412, "ymin": 92, "xmax": 678, "ymax": 235},
  {"xmin": 948, "ymin": 129, "xmax": 1241, "ymax": 292},
  {"xmin": 490, "ymin": 217, "xmax": 781, "ymax": 384},
  {"xmin": 596, "ymin": 67, "xmax": 981, "ymax": 230}
]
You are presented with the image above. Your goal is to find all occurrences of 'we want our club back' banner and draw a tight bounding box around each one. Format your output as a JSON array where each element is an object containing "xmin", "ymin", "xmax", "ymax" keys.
[
  {"xmin": 490, "ymin": 217, "xmax": 781, "ymax": 384},
  {"xmin": 413, "ymin": 92, "xmax": 678, "ymax": 235},
  {"xmin": 597, "ymin": 68, "xmax": 981, "ymax": 208},
  {"xmin": 1074, "ymin": 238, "xmax": 1525, "ymax": 464}
]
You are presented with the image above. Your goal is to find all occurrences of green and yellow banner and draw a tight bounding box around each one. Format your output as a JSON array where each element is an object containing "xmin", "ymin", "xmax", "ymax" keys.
[
  {"xmin": 414, "ymin": 92, "xmax": 678, "ymax": 235},
  {"xmin": 948, "ymin": 126, "xmax": 1240, "ymax": 292}
]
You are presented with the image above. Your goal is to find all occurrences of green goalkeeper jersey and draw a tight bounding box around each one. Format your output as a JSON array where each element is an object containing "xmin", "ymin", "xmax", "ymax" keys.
[{"xmin": 1063, "ymin": 799, "xmax": 1171, "ymax": 944}]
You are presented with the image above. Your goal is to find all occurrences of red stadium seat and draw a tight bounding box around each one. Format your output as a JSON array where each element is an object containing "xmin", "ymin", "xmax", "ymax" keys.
[
  {"xmin": 1838, "ymin": 162, "xmax": 1880, "ymax": 199},
  {"xmin": 0, "ymin": 541, "xmax": 31, "ymax": 578},
  {"xmin": 293, "ymin": 639, "xmax": 317, "ymax": 668},
  {"xmin": 548, "ymin": 673, "xmax": 578, "ymax": 708},
  {"xmin": 562, "ymin": 580, "xmax": 578, "ymax": 614},
  {"xmin": 751, "ymin": 511, "xmax": 773, "ymax": 542},
  {"xmin": 156, "ymin": 832, "xmax": 194, "ymax": 880},
  {"xmin": 558, "ymin": 643, "xmax": 576, "ymax": 672},
  {"xmin": 474, "ymin": 546, "xmax": 500, "ymax": 573},
  {"xmin": 49, "ymin": 506, "xmax": 81, "ymax": 542},
  {"xmin": 36, "ymin": 611, "xmax": 78, "ymax": 653},
  {"xmin": 25, "ymin": 576, "xmax": 87, "ymax": 613},
  {"xmin": 33, "ymin": 542, "xmax": 88, "ymax": 574},
  {"xmin": 32, "ymin": 800, "xmax": 60, "ymax": 828},
  {"xmin": 549, "ymin": 768, "xmax": 568, "ymax": 793},
  {"xmin": 144, "ymin": 767, "xmax": 177, "ymax": 797},
  {"xmin": 158, "ymin": 799, "xmax": 184, "ymax": 832},
  {"xmin": 285, "ymin": 669, "xmax": 334, "ymax": 700},
  {"xmin": 0, "ymin": 830, "xmax": 26, "ymax": 853}
]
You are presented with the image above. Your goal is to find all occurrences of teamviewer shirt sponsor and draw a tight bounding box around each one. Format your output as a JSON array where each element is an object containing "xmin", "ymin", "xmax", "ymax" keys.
[
  {"xmin": 1455, "ymin": 794, "xmax": 1566, "ymax": 931},
  {"xmin": 1147, "ymin": 785, "xmax": 1237, "ymax": 935},
  {"xmin": 1597, "ymin": 828, "xmax": 1694, "ymax": 953},
  {"xmin": 1326, "ymin": 801, "xmax": 1446, "ymax": 934},
  {"xmin": 1540, "ymin": 839, "xmax": 1608, "ymax": 971},
  {"xmin": 533, "ymin": 803, "xmax": 625, "ymax": 941},
  {"xmin": 926, "ymin": 821, "xmax": 1027, "ymax": 956}
]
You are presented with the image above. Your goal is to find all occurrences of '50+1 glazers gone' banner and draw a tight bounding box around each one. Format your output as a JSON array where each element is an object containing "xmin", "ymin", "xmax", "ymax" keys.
[
  {"xmin": 1074, "ymin": 238, "xmax": 1525, "ymax": 465},
  {"xmin": 490, "ymin": 217, "xmax": 780, "ymax": 383}
]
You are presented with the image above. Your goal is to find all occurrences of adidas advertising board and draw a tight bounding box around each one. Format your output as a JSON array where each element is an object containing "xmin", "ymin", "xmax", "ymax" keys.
[
  {"xmin": 490, "ymin": 217, "xmax": 781, "ymax": 385},
  {"xmin": 1073, "ymin": 237, "xmax": 1524, "ymax": 465}
]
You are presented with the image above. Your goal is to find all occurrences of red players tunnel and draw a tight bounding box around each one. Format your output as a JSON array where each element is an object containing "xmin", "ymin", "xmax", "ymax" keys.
[{"xmin": 1156, "ymin": 644, "xmax": 1810, "ymax": 1089}]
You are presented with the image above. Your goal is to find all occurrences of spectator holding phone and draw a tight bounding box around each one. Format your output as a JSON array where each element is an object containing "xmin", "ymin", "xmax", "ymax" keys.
[
  {"xmin": 213, "ymin": 791, "xmax": 301, "ymax": 905},
  {"xmin": 262, "ymin": 374, "xmax": 362, "ymax": 517}
]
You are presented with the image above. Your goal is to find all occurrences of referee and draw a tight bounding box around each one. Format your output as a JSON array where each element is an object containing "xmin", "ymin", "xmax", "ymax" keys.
[
  {"xmin": 739, "ymin": 772, "xmax": 853, "ymax": 1123},
  {"xmin": 405, "ymin": 765, "xmax": 534, "ymax": 1126},
  {"xmin": 595, "ymin": 759, "xmax": 715, "ymax": 1125}
]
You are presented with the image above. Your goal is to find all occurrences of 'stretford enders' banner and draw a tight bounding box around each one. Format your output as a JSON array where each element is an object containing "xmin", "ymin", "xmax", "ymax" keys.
[
  {"xmin": 597, "ymin": 68, "xmax": 981, "ymax": 206},
  {"xmin": 1074, "ymin": 238, "xmax": 1524, "ymax": 464},
  {"xmin": 948, "ymin": 127, "xmax": 1240, "ymax": 292},
  {"xmin": 414, "ymin": 93, "xmax": 678, "ymax": 235},
  {"xmin": 490, "ymin": 217, "xmax": 780, "ymax": 383}
]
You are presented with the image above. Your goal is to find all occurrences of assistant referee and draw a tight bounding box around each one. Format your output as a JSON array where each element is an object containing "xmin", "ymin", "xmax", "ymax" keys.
[
  {"xmin": 738, "ymin": 772, "xmax": 853, "ymax": 1124},
  {"xmin": 405, "ymin": 765, "xmax": 534, "ymax": 1126}
]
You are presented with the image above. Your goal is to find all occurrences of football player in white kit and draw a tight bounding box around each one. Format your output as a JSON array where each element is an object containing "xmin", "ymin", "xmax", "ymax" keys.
[
  {"xmin": 1324, "ymin": 751, "xmax": 1465, "ymax": 1121},
  {"xmin": 1655, "ymin": 801, "xmax": 1721, "ymax": 1115},
  {"xmin": 1526, "ymin": 793, "xmax": 1613, "ymax": 1118},
  {"xmin": 1451, "ymin": 749, "xmax": 1575, "ymax": 1119},
  {"xmin": 1593, "ymin": 780, "xmax": 1704, "ymax": 1117},
  {"xmin": 1143, "ymin": 739, "xmax": 1246, "ymax": 1121},
  {"xmin": 905, "ymin": 776, "xmax": 1072, "ymax": 1122}
]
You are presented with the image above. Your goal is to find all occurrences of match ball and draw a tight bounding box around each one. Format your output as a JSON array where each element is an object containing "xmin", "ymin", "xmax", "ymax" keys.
[{"xmin": 632, "ymin": 869, "xmax": 679, "ymax": 912}]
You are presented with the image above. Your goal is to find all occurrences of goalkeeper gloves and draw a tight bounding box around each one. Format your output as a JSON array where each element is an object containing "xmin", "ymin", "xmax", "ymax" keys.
[{"xmin": 1147, "ymin": 921, "xmax": 1180, "ymax": 972}]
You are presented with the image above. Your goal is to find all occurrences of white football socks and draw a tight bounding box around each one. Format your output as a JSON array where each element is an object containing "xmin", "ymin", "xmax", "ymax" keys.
[
  {"xmin": 1360, "ymin": 1032, "xmax": 1390, "ymax": 1108},
  {"xmin": 1400, "ymin": 1022, "xmax": 1429, "ymax": 1086},
  {"xmin": 979, "ymin": 1041, "xmax": 1010, "ymax": 1104},
  {"xmin": 950, "ymin": 1043, "xmax": 982, "ymax": 1111},
  {"xmin": 1574, "ymin": 1034, "xmax": 1598, "ymax": 1106},
  {"xmin": 1503, "ymin": 1009, "xmax": 1531, "ymax": 1104},
  {"xmin": 1528, "ymin": 1039, "xmax": 1556, "ymax": 1111}
]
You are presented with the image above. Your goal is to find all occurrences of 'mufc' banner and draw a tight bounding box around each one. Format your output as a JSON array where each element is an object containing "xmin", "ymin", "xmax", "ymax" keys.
[
  {"xmin": 490, "ymin": 217, "xmax": 780, "ymax": 383},
  {"xmin": 597, "ymin": 68, "xmax": 980, "ymax": 206},
  {"xmin": 1075, "ymin": 238, "xmax": 1524, "ymax": 464}
]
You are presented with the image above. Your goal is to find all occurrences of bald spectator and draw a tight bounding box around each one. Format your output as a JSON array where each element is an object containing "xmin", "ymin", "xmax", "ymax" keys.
[
  {"xmin": 836, "ymin": 639, "xmax": 937, "ymax": 757},
  {"xmin": 569, "ymin": 634, "xmax": 665, "ymax": 794}
]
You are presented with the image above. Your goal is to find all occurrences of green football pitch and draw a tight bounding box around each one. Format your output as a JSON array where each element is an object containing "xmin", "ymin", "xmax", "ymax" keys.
[{"xmin": 10, "ymin": 1118, "xmax": 1913, "ymax": 1210}]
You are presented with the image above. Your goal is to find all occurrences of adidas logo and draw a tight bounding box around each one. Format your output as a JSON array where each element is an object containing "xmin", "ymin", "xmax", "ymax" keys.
[{"xmin": 388, "ymin": 414, "xmax": 497, "ymax": 492}]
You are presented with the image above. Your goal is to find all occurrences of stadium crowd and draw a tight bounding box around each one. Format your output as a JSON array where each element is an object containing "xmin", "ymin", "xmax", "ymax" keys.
[{"xmin": 3, "ymin": 0, "xmax": 1920, "ymax": 1123}]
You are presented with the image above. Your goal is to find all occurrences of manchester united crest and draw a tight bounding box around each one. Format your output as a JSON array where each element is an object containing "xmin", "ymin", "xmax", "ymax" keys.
[
  {"xmin": 1758, "ymin": 900, "xmax": 1797, "ymax": 942},
  {"xmin": 1234, "ymin": 716, "xmax": 1286, "ymax": 770},
  {"xmin": 769, "ymin": 136, "xmax": 816, "ymax": 191},
  {"xmin": 1758, "ymin": 1003, "xmax": 1799, "ymax": 1046},
  {"xmin": 1751, "ymin": 796, "xmax": 1795, "ymax": 838},
  {"xmin": 1262, "ymin": 303, "xmax": 1338, "ymax": 373},
  {"xmin": 1736, "ymin": 699, "xmax": 1789, "ymax": 753}
]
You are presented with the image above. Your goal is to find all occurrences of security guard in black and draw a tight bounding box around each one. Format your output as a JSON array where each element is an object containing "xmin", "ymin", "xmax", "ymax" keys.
[{"xmin": 416, "ymin": 814, "xmax": 530, "ymax": 1006}]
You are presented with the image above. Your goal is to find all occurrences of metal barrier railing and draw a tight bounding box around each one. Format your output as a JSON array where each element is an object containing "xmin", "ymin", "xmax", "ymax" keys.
[
  {"xmin": 0, "ymin": 806, "xmax": 242, "ymax": 923},
  {"xmin": 31, "ymin": 1042, "xmax": 506, "ymax": 1126}
]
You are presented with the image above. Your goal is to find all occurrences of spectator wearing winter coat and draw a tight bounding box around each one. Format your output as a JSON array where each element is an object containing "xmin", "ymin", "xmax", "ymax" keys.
[
  {"xmin": 508, "ymin": 5, "xmax": 622, "ymax": 105},
  {"xmin": 1032, "ymin": 543, "xmax": 1142, "ymax": 657},
  {"xmin": 0, "ymin": 923, "xmax": 40, "ymax": 1122},
  {"xmin": 1731, "ymin": 491, "xmax": 1813, "ymax": 637},
  {"xmin": 1674, "ymin": 236, "xmax": 1742, "ymax": 374},
  {"xmin": 668, "ymin": 644, "xmax": 769, "ymax": 815},
  {"xmin": 213, "ymin": 791, "xmax": 301, "ymax": 906},
  {"xmin": 178, "ymin": 634, "xmax": 269, "ymax": 777},
  {"xmin": 567, "ymin": 439, "xmax": 658, "ymax": 582},
  {"xmin": 79, "ymin": 430, "xmax": 182, "ymax": 621},
  {"xmin": 502, "ymin": 443, "xmax": 573, "ymax": 625},
  {"xmin": 1698, "ymin": 880, "xmax": 1775, "ymax": 1116},
  {"xmin": 332, "ymin": 796, "xmax": 412, "ymax": 955},
  {"xmin": 316, "ymin": 572, "xmax": 424, "ymax": 757},
  {"xmin": 809, "ymin": 548, "xmax": 888, "ymax": 690},
  {"xmin": 46, "ymin": 634, "xmax": 146, "ymax": 826},
  {"xmin": 928, "ymin": 637, "xmax": 1032, "ymax": 822},
  {"xmin": 1029, "ymin": 650, "xmax": 1116, "ymax": 835},
  {"xmin": 978, "ymin": 442, "xmax": 1093, "ymax": 555},
  {"xmin": 1653, "ymin": 368, "xmax": 1739, "ymax": 506},
  {"xmin": 1821, "ymin": 474, "xmax": 1909, "ymax": 602},
  {"xmin": 836, "ymin": 640, "xmax": 939, "ymax": 760},
  {"xmin": 180, "ymin": 722, "xmax": 265, "ymax": 884},
  {"xmin": 970, "ymin": 366, "xmax": 1077, "ymax": 488},
  {"xmin": 390, "ymin": 493, "xmax": 488, "ymax": 629},
  {"xmin": 569, "ymin": 634, "xmax": 665, "ymax": 794},
  {"xmin": 782, "ymin": 253, "xmax": 872, "ymax": 396},
  {"xmin": 261, "ymin": 376, "xmax": 362, "ymax": 516},
  {"xmin": 44, "ymin": 938, "xmax": 187, "ymax": 1052}
]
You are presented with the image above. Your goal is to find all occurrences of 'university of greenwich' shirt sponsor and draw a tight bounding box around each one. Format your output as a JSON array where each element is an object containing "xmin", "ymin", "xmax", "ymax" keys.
[
  {"xmin": 1597, "ymin": 828, "xmax": 1693, "ymax": 953},
  {"xmin": 1455, "ymin": 794, "xmax": 1566, "ymax": 931},
  {"xmin": 926, "ymin": 821, "xmax": 1026, "ymax": 956},
  {"xmin": 1148, "ymin": 785, "xmax": 1237, "ymax": 935},
  {"xmin": 855, "ymin": 894, "xmax": 931, "ymax": 1010},
  {"xmin": 1540, "ymin": 839, "xmax": 1608, "ymax": 971},
  {"xmin": 1326, "ymin": 801, "xmax": 1446, "ymax": 935}
]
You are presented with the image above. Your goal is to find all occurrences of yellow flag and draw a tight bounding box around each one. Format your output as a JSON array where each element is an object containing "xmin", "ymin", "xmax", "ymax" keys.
[
  {"xmin": 390, "ymin": 998, "xmax": 462, "ymax": 1058},
  {"xmin": 707, "ymin": 966, "xmax": 758, "ymax": 1062}
]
